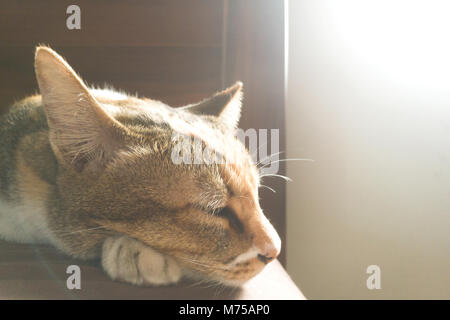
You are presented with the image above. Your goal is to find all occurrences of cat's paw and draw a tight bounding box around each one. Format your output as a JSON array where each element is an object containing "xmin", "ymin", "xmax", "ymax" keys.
[{"xmin": 101, "ymin": 236, "xmax": 182, "ymax": 286}]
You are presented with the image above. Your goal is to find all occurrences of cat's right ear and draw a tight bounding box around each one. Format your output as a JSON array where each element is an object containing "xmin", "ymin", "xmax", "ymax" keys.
[
  {"xmin": 182, "ymin": 82, "xmax": 243, "ymax": 130},
  {"xmin": 35, "ymin": 46, "xmax": 129, "ymax": 172}
]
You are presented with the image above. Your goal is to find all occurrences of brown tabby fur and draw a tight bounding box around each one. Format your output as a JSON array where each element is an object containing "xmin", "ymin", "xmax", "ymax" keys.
[{"xmin": 0, "ymin": 47, "xmax": 280, "ymax": 286}]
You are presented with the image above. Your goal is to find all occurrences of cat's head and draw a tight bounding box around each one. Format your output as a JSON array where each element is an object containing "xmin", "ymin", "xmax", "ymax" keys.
[{"xmin": 35, "ymin": 46, "xmax": 280, "ymax": 286}]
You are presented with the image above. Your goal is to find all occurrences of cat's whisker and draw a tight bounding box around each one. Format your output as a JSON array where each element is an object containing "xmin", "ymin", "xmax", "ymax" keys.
[
  {"xmin": 259, "ymin": 157, "xmax": 314, "ymax": 169},
  {"xmin": 56, "ymin": 225, "xmax": 109, "ymax": 236},
  {"xmin": 213, "ymin": 282, "xmax": 225, "ymax": 298},
  {"xmin": 179, "ymin": 261, "xmax": 214, "ymax": 272},
  {"xmin": 260, "ymin": 184, "xmax": 276, "ymax": 193},
  {"xmin": 230, "ymin": 283, "xmax": 241, "ymax": 295},
  {"xmin": 225, "ymin": 165, "xmax": 241, "ymax": 186},
  {"xmin": 256, "ymin": 151, "xmax": 285, "ymax": 167},
  {"xmin": 185, "ymin": 277, "xmax": 212, "ymax": 288},
  {"xmin": 177, "ymin": 256, "xmax": 229, "ymax": 272},
  {"xmin": 198, "ymin": 278, "xmax": 222, "ymax": 289},
  {"xmin": 259, "ymin": 173, "xmax": 293, "ymax": 182}
]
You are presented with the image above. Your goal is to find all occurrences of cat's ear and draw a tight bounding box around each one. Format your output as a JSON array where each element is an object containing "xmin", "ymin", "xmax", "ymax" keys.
[
  {"xmin": 34, "ymin": 46, "xmax": 128, "ymax": 172},
  {"xmin": 183, "ymin": 82, "xmax": 243, "ymax": 129}
]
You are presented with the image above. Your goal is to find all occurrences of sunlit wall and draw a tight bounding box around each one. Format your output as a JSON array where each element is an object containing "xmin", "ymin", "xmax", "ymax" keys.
[{"xmin": 286, "ymin": 0, "xmax": 450, "ymax": 299}]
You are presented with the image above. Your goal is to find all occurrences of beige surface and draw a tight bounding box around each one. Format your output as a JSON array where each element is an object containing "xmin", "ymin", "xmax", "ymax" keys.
[
  {"xmin": 286, "ymin": 0, "xmax": 450, "ymax": 299},
  {"xmin": 0, "ymin": 241, "xmax": 304, "ymax": 300}
]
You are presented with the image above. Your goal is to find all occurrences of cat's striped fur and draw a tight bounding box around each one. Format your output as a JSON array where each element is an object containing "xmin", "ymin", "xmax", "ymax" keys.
[{"xmin": 0, "ymin": 47, "xmax": 280, "ymax": 286}]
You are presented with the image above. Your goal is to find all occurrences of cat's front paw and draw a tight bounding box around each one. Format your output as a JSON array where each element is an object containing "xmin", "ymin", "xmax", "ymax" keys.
[{"xmin": 102, "ymin": 236, "xmax": 182, "ymax": 286}]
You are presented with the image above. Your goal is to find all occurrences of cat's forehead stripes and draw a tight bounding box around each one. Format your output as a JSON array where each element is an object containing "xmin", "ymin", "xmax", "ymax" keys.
[
  {"xmin": 96, "ymin": 90, "xmax": 259, "ymax": 200},
  {"xmin": 220, "ymin": 160, "xmax": 259, "ymax": 198}
]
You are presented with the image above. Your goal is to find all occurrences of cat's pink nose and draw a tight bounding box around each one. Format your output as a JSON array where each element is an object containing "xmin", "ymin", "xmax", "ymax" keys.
[
  {"xmin": 251, "ymin": 214, "xmax": 281, "ymax": 263},
  {"xmin": 257, "ymin": 241, "xmax": 281, "ymax": 264}
]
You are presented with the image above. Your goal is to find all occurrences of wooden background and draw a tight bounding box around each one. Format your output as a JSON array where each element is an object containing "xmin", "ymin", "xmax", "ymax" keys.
[{"xmin": 0, "ymin": 0, "xmax": 287, "ymax": 264}]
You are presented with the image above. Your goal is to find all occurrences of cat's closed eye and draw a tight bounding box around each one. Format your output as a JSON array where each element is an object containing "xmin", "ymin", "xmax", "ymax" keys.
[{"xmin": 213, "ymin": 206, "xmax": 244, "ymax": 233}]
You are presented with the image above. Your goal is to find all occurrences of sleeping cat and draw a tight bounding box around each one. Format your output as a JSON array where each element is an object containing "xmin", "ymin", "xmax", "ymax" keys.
[{"xmin": 0, "ymin": 47, "xmax": 280, "ymax": 287}]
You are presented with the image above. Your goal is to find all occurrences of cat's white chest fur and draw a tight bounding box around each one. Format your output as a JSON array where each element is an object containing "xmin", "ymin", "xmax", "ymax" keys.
[{"xmin": 0, "ymin": 197, "xmax": 55, "ymax": 244}]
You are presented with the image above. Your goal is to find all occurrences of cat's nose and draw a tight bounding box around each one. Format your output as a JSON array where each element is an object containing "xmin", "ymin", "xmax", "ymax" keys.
[
  {"xmin": 256, "ymin": 236, "xmax": 281, "ymax": 264},
  {"xmin": 251, "ymin": 213, "xmax": 281, "ymax": 263},
  {"xmin": 257, "ymin": 254, "xmax": 274, "ymax": 264}
]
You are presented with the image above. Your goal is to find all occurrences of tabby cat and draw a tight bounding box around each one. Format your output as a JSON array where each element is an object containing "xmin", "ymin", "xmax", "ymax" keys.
[{"xmin": 0, "ymin": 47, "xmax": 280, "ymax": 286}]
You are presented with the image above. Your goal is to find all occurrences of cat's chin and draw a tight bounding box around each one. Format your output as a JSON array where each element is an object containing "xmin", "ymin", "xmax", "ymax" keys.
[
  {"xmin": 182, "ymin": 266, "xmax": 262, "ymax": 288},
  {"xmin": 215, "ymin": 278, "xmax": 251, "ymax": 287}
]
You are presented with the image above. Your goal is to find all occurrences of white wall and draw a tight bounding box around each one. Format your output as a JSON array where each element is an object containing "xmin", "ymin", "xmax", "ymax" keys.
[{"xmin": 286, "ymin": 0, "xmax": 450, "ymax": 299}]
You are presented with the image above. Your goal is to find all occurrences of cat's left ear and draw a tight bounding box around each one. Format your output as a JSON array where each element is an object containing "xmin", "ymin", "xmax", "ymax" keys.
[
  {"xmin": 35, "ymin": 46, "xmax": 129, "ymax": 172},
  {"xmin": 183, "ymin": 82, "xmax": 243, "ymax": 129}
]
